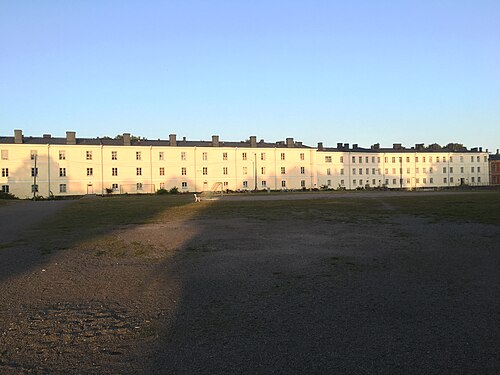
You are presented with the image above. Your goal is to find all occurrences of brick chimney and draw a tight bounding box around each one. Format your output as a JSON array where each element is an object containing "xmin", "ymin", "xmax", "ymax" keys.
[
  {"xmin": 286, "ymin": 138, "xmax": 294, "ymax": 148},
  {"xmin": 14, "ymin": 129, "xmax": 23, "ymax": 144},
  {"xmin": 123, "ymin": 133, "xmax": 131, "ymax": 146},
  {"xmin": 169, "ymin": 134, "xmax": 177, "ymax": 146},
  {"xmin": 212, "ymin": 135, "xmax": 220, "ymax": 147},
  {"xmin": 249, "ymin": 136, "xmax": 257, "ymax": 148},
  {"xmin": 317, "ymin": 142, "xmax": 324, "ymax": 151},
  {"xmin": 66, "ymin": 131, "xmax": 76, "ymax": 145}
]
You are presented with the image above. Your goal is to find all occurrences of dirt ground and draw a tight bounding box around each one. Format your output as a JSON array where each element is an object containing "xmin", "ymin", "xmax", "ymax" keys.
[{"xmin": 1, "ymin": 193, "xmax": 499, "ymax": 374}]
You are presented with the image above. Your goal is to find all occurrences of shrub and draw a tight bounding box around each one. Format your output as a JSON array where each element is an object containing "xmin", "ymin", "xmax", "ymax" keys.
[
  {"xmin": 0, "ymin": 191, "xmax": 18, "ymax": 200},
  {"xmin": 156, "ymin": 188, "xmax": 169, "ymax": 195},
  {"xmin": 169, "ymin": 186, "xmax": 179, "ymax": 194}
]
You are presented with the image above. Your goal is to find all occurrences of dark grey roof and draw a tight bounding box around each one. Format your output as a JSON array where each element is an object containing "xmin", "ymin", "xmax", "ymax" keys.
[{"xmin": 490, "ymin": 154, "xmax": 500, "ymax": 161}]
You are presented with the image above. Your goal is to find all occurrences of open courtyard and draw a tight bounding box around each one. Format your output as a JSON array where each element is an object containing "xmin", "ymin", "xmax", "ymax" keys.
[{"xmin": 1, "ymin": 190, "xmax": 499, "ymax": 374}]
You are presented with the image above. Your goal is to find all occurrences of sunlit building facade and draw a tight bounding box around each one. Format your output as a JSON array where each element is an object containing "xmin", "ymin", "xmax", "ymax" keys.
[{"xmin": 0, "ymin": 130, "xmax": 491, "ymax": 198}]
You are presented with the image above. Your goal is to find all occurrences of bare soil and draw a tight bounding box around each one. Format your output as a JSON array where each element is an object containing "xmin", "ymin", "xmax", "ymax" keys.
[{"xmin": 1, "ymin": 194, "xmax": 499, "ymax": 374}]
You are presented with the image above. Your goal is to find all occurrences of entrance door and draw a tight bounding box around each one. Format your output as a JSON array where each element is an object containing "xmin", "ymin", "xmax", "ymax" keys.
[{"xmin": 87, "ymin": 184, "xmax": 94, "ymax": 194}]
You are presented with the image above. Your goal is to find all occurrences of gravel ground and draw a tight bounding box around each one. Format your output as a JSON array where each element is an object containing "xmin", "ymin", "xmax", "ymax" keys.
[{"xmin": 0, "ymin": 194, "xmax": 499, "ymax": 374}]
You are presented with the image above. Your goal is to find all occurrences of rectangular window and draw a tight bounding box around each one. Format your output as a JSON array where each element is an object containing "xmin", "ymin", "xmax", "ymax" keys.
[
  {"xmin": 372, "ymin": 168, "xmax": 376, "ymax": 175},
  {"xmin": 359, "ymin": 156, "xmax": 362, "ymax": 163},
  {"xmin": 243, "ymin": 181, "xmax": 248, "ymax": 188},
  {"xmin": 443, "ymin": 177, "xmax": 447, "ymax": 183},
  {"xmin": 301, "ymin": 180, "xmax": 306, "ymax": 187},
  {"xmin": 280, "ymin": 153, "xmax": 285, "ymax": 161},
  {"xmin": 181, "ymin": 152, "xmax": 186, "ymax": 161},
  {"xmin": 1, "ymin": 168, "xmax": 8, "ymax": 177},
  {"xmin": 384, "ymin": 168, "xmax": 388, "ymax": 174},
  {"xmin": 471, "ymin": 156, "xmax": 474, "ymax": 162},
  {"xmin": 392, "ymin": 168, "xmax": 396, "ymax": 174},
  {"xmin": 450, "ymin": 177, "xmax": 454, "ymax": 183},
  {"xmin": 32, "ymin": 184, "xmax": 38, "ymax": 192},
  {"xmin": 461, "ymin": 167, "xmax": 464, "ymax": 173},
  {"xmin": 223, "ymin": 152, "xmax": 228, "ymax": 160},
  {"xmin": 137, "ymin": 167, "xmax": 142, "ymax": 176},
  {"xmin": 366, "ymin": 156, "xmax": 369, "ymax": 163},
  {"xmin": 392, "ymin": 157, "xmax": 396, "ymax": 163},
  {"xmin": 87, "ymin": 168, "xmax": 93, "ymax": 176},
  {"xmin": 86, "ymin": 151, "xmax": 92, "ymax": 160},
  {"xmin": 353, "ymin": 179, "xmax": 357, "ymax": 185},
  {"xmin": 2, "ymin": 185, "xmax": 9, "ymax": 193},
  {"xmin": 223, "ymin": 182, "xmax": 228, "ymax": 187},
  {"xmin": 407, "ymin": 168, "xmax": 410, "ymax": 174},
  {"xmin": 261, "ymin": 180, "xmax": 267, "ymax": 188},
  {"xmin": 136, "ymin": 151, "xmax": 141, "ymax": 160},
  {"xmin": 359, "ymin": 168, "xmax": 363, "ymax": 175},
  {"xmin": 341, "ymin": 179, "xmax": 345, "ymax": 186},
  {"xmin": 137, "ymin": 183, "xmax": 143, "ymax": 190},
  {"xmin": 261, "ymin": 167, "xmax": 266, "ymax": 175},
  {"xmin": 471, "ymin": 167, "xmax": 475, "ymax": 173},
  {"xmin": 202, "ymin": 152, "xmax": 208, "ymax": 161},
  {"xmin": 203, "ymin": 167, "xmax": 208, "ymax": 175},
  {"xmin": 423, "ymin": 178, "xmax": 427, "ymax": 183},
  {"xmin": 325, "ymin": 156, "xmax": 332, "ymax": 163},
  {"xmin": 31, "ymin": 150, "xmax": 37, "ymax": 160},
  {"xmin": 352, "ymin": 156, "xmax": 356, "ymax": 163},
  {"xmin": 223, "ymin": 167, "xmax": 228, "ymax": 175},
  {"xmin": 449, "ymin": 156, "xmax": 453, "ymax": 163},
  {"xmin": 477, "ymin": 156, "xmax": 480, "ymax": 162},
  {"xmin": 242, "ymin": 152, "xmax": 247, "ymax": 161},
  {"xmin": 112, "ymin": 151, "xmax": 117, "ymax": 160},
  {"xmin": 406, "ymin": 157, "xmax": 410, "ymax": 162},
  {"xmin": 352, "ymin": 168, "xmax": 356, "ymax": 175},
  {"xmin": 281, "ymin": 180, "xmax": 286, "ymax": 188},
  {"xmin": 301, "ymin": 166, "xmax": 305, "ymax": 174},
  {"xmin": 1, "ymin": 150, "xmax": 7, "ymax": 160},
  {"xmin": 436, "ymin": 156, "xmax": 440, "ymax": 162},
  {"xmin": 112, "ymin": 183, "xmax": 119, "ymax": 191},
  {"xmin": 159, "ymin": 152, "xmax": 164, "ymax": 160},
  {"xmin": 181, "ymin": 167, "xmax": 186, "ymax": 175},
  {"xmin": 327, "ymin": 179, "xmax": 331, "ymax": 186},
  {"xmin": 159, "ymin": 182, "xmax": 165, "ymax": 190},
  {"xmin": 366, "ymin": 168, "xmax": 369, "ymax": 175},
  {"xmin": 281, "ymin": 167, "xmax": 286, "ymax": 174},
  {"xmin": 372, "ymin": 157, "xmax": 375, "ymax": 163},
  {"xmin": 59, "ymin": 151, "xmax": 66, "ymax": 160},
  {"xmin": 423, "ymin": 167, "xmax": 427, "ymax": 173},
  {"xmin": 340, "ymin": 168, "xmax": 344, "ymax": 175},
  {"xmin": 261, "ymin": 153, "xmax": 266, "ymax": 161},
  {"xmin": 59, "ymin": 184, "xmax": 66, "ymax": 193},
  {"xmin": 460, "ymin": 156, "xmax": 464, "ymax": 162},
  {"xmin": 450, "ymin": 167, "xmax": 453, "ymax": 173},
  {"xmin": 430, "ymin": 167, "xmax": 433, "ymax": 174},
  {"xmin": 477, "ymin": 167, "xmax": 481, "ymax": 173},
  {"xmin": 340, "ymin": 156, "xmax": 344, "ymax": 163},
  {"xmin": 243, "ymin": 166, "xmax": 248, "ymax": 175},
  {"xmin": 478, "ymin": 177, "xmax": 481, "ymax": 183},
  {"xmin": 392, "ymin": 179, "xmax": 397, "ymax": 185},
  {"xmin": 59, "ymin": 167, "xmax": 66, "ymax": 177},
  {"xmin": 112, "ymin": 167, "xmax": 118, "ymax": 176},
  {"xmin": 443, "ymin": 167, "xmax": 446, "ymax": 173},
  {"xmin": 300, "ymin": 153, "xmax": 305, "ymax": 161},
  {"xmin": 159, "ymin": 167, "xmax": 165, "ymax": 176},
  {"xmin": 384, "ymin": 157, "xmax": 388, "ymax": 163},
  {"xmin": 471, "ymin": 177, "xmax": 475, "ymax": 183},
  {"xmin": 181, "ymin": 182, "xmax": 188, "ymax": 188},
  {"xmin": 430, "ymin": 177, "xmax": 434, "ymax": 183}
]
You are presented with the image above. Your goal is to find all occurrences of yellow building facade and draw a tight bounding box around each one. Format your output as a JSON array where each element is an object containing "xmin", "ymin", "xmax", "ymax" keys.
[{"xmin": 0, "ymin": 130, "xmax": 490, "ymax": 198}]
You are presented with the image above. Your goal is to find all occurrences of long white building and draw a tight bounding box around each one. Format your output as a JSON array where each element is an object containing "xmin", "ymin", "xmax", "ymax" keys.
[{"xmin": 0, "ymin": 130, "xmax": 490, "ymax": 198}]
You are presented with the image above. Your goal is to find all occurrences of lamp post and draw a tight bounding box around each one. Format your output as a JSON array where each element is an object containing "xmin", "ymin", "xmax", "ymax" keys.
[{"xmin": 254, "ymin": 153, "xmax": 258, "ymax": 191}]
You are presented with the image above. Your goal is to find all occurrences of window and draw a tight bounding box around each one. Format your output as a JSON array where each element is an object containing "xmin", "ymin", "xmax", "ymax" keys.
[
  {"xmin": 181, "ymin": 152, "xmax": 186, "ymax": 161},
  {"xmin": 471, "ymin": 156, "xmax": 474, "ymax": 162},
  {"xmin": 477, "ymin": 156, "xmax": 480, "ymax": 162},
  {"xmin": 1, "ymin": 168, "xmax": 8, "ymax": 177},
  {"xmin": 59, "ymin": 151, "xmax": 66, "ymax": 160},
  {"xmin": 159, "ymin": 183, "xmax": 165, "ymax": 190},
  {"xmin": 443, "ymin": 167, "xmax": 446, "ymax": 173},
  {"xmin": 300, "ymin": 153, "xmax": 305, "ymax": 161},
  {"xmin": 484, "ymin": 156, "xmax": 487, "ymax": 162},
  {"xmin": 261, "ymin": 153, "xmax": 266, "ymax": 161},
  {"xmin": 223, "ymin": 167, "xmax": 228, "ymax": 175},
  {"xmin": 443, "ymin": 156, "xmax": 446, "ymax": 162},
  {"xmin": 450, "ymin": 177, "xmax": 454, "ymax": 183},
  {"xmin": 202, "ymin": 152, "xmax": 208, "ymax": 161},
  {"xmin": 478, "ymin": 177, "xmax": 481, "ymax": 183},
  {"xmin": 242, "ymin": 152, "xmax": 247, "ymax": 161},
  {"xmin": 372, "ymin": 168, "xmax": 376, "ymax": 175},
  {"xmin": 223, "ymin": 182, "xmax": 228, "ymax": 187},
  {"xmin": 280, "ymin": 153, "xmax": 285, "ymax": 161},
  {"xmin": 416, "ymin": 178, "xmax": 419, "ymax": 183},
  {"xmin": 460, "ymin": 167, "xmax": 464, "ymax": 173},
  {"xmin": 243, "ymin": 166, "xmax": 248, "ymax": 175},
  {"xmin": 450, "ymin": 167, "xmax": 453, "ymax": 173},
  {"xmin": 182, "ymin": 182, "xmax": 188, "ymax": 188},
  {"xmin": 159, "ymin": 167, "xmax": 165, "ymax": 176},
  {"xmin": 301, "ymin": 180, "xmax": 306, "ymax": 187},
  {"xmin": 460, "ymin": 156, "xmax": 464, "ymax": 162},
  {"xmin": 392, "ymin": 168, "xmax": 396, "ymax": 174},
  {"xmin": 436, "ymin": 156, "xmax": 440, "ymax": 162},
  {"xmin": 327, "ymin": 180, "xmax": 331, "ymax": 186},
  {"xmin": 261, "ymin": 167, "xmax": 266, "ymax": 175},
  {"xmin": 471, "ymin": 167, "xmax": 475, "ymax": 173},
  {"xmin": 59, "ymin": 184, "xmax": 66, "ymax": 193},
  {"xmin": 366, "ymin": 168, "xmax": 369, "ymax": 175},
  {"xmin": 384, "ymin": 168, "xmax": 388, "ymax": 174},
  {"xmin": 384, "ymin": 157, "xmax": 388, "ymax": 163},
  {"xmin": 281, "ymin": 167, "xmax": 286, "ymax": 174},
  {"xmin": 203, "ymin": 167, "xmax": 208, "ymax": 175},
  {"xmin": 372, "ymin": 179, "xmax": 376, "ymax": 185},
  {"xmin": 223, "ymin": 152, "xmax": 228, "ymax": 160},
  {"xmin": 359, "ymin": 157, "xmax": 362, "ymax": 163},
  {"xmin": 31, "ymin": 150, "xmax": 37, "ymax": 160},
  {"xmin": 353, "ymin": 179, "xmax": 357, "ymax": 185},
  {"xmin": 407, "ymin": 168, "xmax": 410, "ymax": 174},
  {"xmin": 112, "ymin": 183, "xmax": 119, "ymax": 191},
  {"xmin": 137, "ymin": 183, "xmax": 143, "ymax": 190},
  {"xmin": 352, "ymin": 168, "xmax": 356, "ymax": 175},
  {"xmin": 443, "ymin": 177, "xmax": 447, "ymax": 183},
  {"xmin": 340, "ymin": 168, "xmax": 344, "ymax": 175},
  {"xmin": 325, "ymin": 156, "xmax": 332, "ymax": 163},
  {"xmin": 87, "ymin": 168, "xmax": 93, "ymax": 176},
  {"xmin": 406, "ymin": 157, "xmax": 410, "ymax": 162},
  {"xmin": 86, "ymin": 151, "xmax": 92, "ymax": 160},
  {"xmin": 59, "ymin": 168, "xmax": 66, "ymax": 177},
  {"xmin": 112, "ymin": 151, "xmax": 117, "ymax": 160},
  {"xmin": 430, "ymin": 178, "xmax": 434, "ymax": 183},
  {"xmin": 423, "ymin": 178, "xmax": 427, "ymax": 183},
  {"xmin": 340, "ymin": 180, "xmax": 345, "ymax": 186},
  {"xmin": 243, "ymin": 181, "xmax": 248, "ymax": 188},
  {"xmin": 301, "ymin": 167, "xmax": 305, "ymax": 174},
  {"xmin": 181, "ymin": 167, "xmax": 186, "ymax": 175},
  {"xmin": 471, "ymin": 177, "xmax": 475, "ymax": 183},
  {"xmin": 261, "ymin": 180, "xmax": 267, "ymax": 187},
  {"xmin": 1, "ymin": 150, "xmax": 7, "ymax": 160},
  {"xmin": 136, "ymin": 151, "xmax": 141, "ymax": 160},
  {"xmin": 2, "ymin": 185, "xmax": 9, "ymax": 193},
  {"xmin": 392, "ymin": 179, "xmax": 397, "ymax": 185},
  {"xmin": 137, "ymin": 168, "xmax": 142, "ymax": 176},
  {"xmin": 366, "ymin": 156, "xmax": 369, "ymax": 163},
  {"xmin": 281, "ymin": 180, "xmax": 286, "ymax": 187},
  {"xmin": 352, "ymin": 156, "xmax": 356, "ymax": 163},
  {"xmin": 372, "ymin": 157, "xmax": 375, "ymax": 163},
  {"xmin": 477, "ymin": 167, "xmax": 481, "ymax": 173},
  {"xmin": 392, "ymin": 157, "xmax": 396, "ymax": 163},
  {"xmin": 112, "ymin": 168, "xmax": 118, "ymax": 176},
  {"xmin": 423, "ymin": 167, "xmax": 427, "ymax": 173},
  {"xmin": 159, "ymin": 152, "xmax": 164, "ymax": 161},
  {"xmin": 430, "ymin": 167, "xmax": 433, "ymax": 174},
  {"xmin": 340, "ymin": 156, "xmax": 344, "ymax": 163},
  {"xmin": 359, "ymin": 168, "xmax": 363, "ymax": 175}
]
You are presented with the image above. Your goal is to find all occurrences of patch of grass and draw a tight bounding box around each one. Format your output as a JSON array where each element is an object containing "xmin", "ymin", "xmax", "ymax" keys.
[{"xmin": 386, "ymin": 191, "xmax": 500, "ymax": 225}]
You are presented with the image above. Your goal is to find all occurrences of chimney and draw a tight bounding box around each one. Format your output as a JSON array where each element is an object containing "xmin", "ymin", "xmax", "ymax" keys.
[
  {"xmin": 337, "ymin": 143, "xmax": 343, "ymax": 149},
  {"xmin": 286, "ymin": 137, "xmax": 294, "ymax": 148},
  {"xmin": 353, "ymin": 143, "xmax": 358, "ymax": 149},
  {"xmin": 123, "ymin": 133, "xmax": 131, "ymax": 146},
  {"xmin": 393, "ymin": 143, "xmax": 402, "ymax": 150},
  {"xmin": 14, "ymin": 129, "xmax": 23, "ymax": 144},
  {"xmin": 479, "ymin": 147, "xmax": 483, "ymax": 152},
  {"xmin": 66, "ymin": 131, "xmax": 76, "ymax": 145},
  {"xmin": 497, "ymin": 149, "xmax": 499, "ymax": 155},
  {"xmin": 344, "ymin": 143, "xmax": 349, "ymax": 149},
  {"xmin": 249, "ymin": 136, "xmax": 257, "ymax": 148},
  {"xmin": 43, "ymin": 134, "xmax": 51, "ymax": 139},
  {"xmin": 372, "ymin": 143, "xmax": 380, "ymax": 150},
  {"xmin": 212, "ymin": 135, "xmax": 220, "ymax": 147},
  {"xmin": 317, "ymin": 142, "xmax": 324, "ymax": 151},
  {"xmin": 296, "ymin": 141, "xmax": 302, "ymax": 147},
  {"xmin": 169, "ymin": 134, "xmax": 177, "ymax": 146}
]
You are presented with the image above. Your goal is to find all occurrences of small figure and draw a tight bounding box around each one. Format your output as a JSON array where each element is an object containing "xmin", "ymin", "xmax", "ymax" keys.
[{"xmin": 194, "ymin": 193, "xmax": 201, "ymax": 202}]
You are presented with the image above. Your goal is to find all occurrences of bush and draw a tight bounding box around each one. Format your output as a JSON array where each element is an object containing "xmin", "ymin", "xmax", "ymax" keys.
[
  {"xmin": 0, "ymin": 191, "xmax": 18, "ymax": 200},
  {"xmin": 105, "ymin": 188, "xmax": 113, "ymax": 194},
  {"xmin": 156, "ymin": 188, "xmax": 169, "ymax": 195},
  {"xmin": 169, "ymin": 186, "xmax": 179, "ymax": 194}
]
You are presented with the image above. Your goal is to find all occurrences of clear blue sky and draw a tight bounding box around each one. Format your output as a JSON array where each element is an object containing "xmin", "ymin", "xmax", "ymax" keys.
[{"xmin": 1, "ymin": 0, "xmax": 499, "ymax": 151}]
